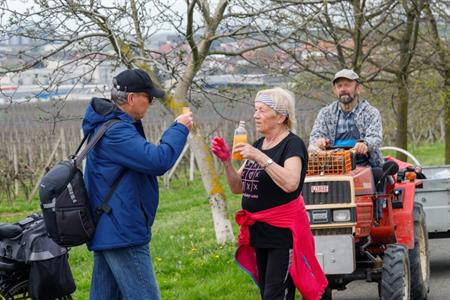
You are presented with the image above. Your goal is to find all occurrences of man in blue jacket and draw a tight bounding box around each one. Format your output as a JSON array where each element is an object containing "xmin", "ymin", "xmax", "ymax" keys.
[{"xmin": 82, "ymin": 69, "xmax": 192, "ymax": 300}]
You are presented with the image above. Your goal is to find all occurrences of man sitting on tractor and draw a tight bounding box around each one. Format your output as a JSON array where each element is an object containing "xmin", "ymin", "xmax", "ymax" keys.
[{"xmin": 308, "ymin": 68, "xmax": 384, "ymax": 168}]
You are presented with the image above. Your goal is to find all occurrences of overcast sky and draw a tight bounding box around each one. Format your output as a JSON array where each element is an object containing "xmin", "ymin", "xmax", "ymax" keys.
[
  {"xmin": 3, "ymin": 0, "xmax": 201, "ymax": 32},
  {"xmin": 5, "ymin": 0, "xmax": 187, "ymax": 13}
]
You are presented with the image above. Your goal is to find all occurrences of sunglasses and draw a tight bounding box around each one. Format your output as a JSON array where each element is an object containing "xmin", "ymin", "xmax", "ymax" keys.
[
  {"xmin": 145, "ymin": 94, "xmax": 154, "ymax": 104},
  {"xmin": 133, "ymin": 92, "xmax": 153, "ymax": 104}
]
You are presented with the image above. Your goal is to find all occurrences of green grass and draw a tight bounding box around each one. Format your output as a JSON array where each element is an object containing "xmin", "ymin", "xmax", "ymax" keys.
[
  {"xmin": 145, "ymin": 178, "xmax": 259, "ymax": 300},
  {"xmin": 0, "ymin": 193, "xmax": 38, "ymax": 214},
  {"xmin": 0, "ymin": 142, "xmax": 446, "ymax": 299},
  {"xmin": 407, "ymin": 142, "xmax": 445, "ymax": 166},
  {"xmin": 0, "ymin": 178, "xmax": 259, "ymax": 300},
  {"xmin": 381, "ymin": 141, "xmax": 445, "ymax": 166}
]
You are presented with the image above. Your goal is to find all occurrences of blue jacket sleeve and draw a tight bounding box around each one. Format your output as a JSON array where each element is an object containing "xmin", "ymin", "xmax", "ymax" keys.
[{"xmin": 101, "ymin": 121, "xmax": 189, "ymax": 175}]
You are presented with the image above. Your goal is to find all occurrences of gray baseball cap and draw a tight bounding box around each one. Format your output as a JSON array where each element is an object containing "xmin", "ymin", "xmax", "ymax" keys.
[{"xmin": 333, "ymin": 69, "xmax": 360, "ymax": 84}]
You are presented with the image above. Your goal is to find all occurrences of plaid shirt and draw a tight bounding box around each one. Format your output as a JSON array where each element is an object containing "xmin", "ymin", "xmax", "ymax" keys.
[
  {"xmin": 335, "ymin": 105, "xmax": 359, "ymax": 146},
  {"xmin": 309, "ymin": 99, "xmax": 384, "ymax": 167}
]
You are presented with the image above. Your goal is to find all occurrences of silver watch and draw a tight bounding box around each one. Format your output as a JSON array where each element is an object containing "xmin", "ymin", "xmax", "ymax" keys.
[{"xmin": 264, "ymin": 158, "xmax": 274, "ymax": 169}]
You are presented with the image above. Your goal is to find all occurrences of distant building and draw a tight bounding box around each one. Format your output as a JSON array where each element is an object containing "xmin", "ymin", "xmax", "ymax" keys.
[{"xmin": 194, "ymin": 74, "xmax": 285, "ymax": 89}]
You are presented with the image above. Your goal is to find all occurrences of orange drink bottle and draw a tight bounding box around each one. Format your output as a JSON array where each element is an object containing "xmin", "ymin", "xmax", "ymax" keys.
[{"xmin": 232, "ymin": 121, "xmax": 247, "ymax": 160}]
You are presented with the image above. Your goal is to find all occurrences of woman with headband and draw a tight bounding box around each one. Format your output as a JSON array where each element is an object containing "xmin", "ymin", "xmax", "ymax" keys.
[{"xmin": 211, "ymin": 87, "xmax": 327, "ymax": 300}]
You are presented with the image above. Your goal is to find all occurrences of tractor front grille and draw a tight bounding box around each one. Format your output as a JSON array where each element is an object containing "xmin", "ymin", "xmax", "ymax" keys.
[
  {"xmin": 303, "ymin": 180, "xmax": 352, "ymax": 205},
  {"xmin": 312, "ymin": 228, "xmax": 352, "ymax": 236}
]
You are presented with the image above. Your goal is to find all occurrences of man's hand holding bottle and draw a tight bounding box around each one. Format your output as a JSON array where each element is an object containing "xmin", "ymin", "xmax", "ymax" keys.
[{"xmin": 175, "ymin": 108, "xmax": 193, "ymax": 131}]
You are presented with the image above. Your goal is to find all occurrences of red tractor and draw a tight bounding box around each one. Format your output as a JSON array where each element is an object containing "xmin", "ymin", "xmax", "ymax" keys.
[{"xmin": 304, "ymin": 150, "xmax": 429, "ymax": 300}]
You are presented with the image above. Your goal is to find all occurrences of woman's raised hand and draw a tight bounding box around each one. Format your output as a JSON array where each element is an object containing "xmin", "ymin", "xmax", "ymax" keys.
[{"xmin": 211, "ymin": 136, "xmax": 231, "ymax": 162}]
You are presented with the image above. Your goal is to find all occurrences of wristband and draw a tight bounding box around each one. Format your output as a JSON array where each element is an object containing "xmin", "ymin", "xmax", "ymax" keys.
[{"xmin": 357, "ymin": 139, "xmax": 368, "ymax": 146}]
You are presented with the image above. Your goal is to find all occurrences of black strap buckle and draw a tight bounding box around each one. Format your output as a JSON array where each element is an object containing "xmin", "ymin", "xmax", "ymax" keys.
[{"xmin": 96, "ymin": 203, "xmax": 112, "ymax": 215}]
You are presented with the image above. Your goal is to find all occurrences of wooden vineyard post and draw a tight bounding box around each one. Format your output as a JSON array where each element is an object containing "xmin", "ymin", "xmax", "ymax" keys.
[{"xmin": 27, "ymin": 136, "xmax": 62, "ymax": 203}]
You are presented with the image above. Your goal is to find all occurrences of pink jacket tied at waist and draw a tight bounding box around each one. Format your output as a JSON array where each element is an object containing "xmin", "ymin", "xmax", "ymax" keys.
[{"xmin": 235, "ymin": 195, "xmax": 328, "ymax": 300}]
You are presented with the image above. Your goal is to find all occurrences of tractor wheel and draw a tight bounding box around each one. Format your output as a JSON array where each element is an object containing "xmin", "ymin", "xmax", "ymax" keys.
[
  {"xmin": 380, "ymin": 244, "xmax": 410, "ymax": 300},
  {"xmin": 409, "ymin": 203, "xmax": 430, "ymax": 300}
]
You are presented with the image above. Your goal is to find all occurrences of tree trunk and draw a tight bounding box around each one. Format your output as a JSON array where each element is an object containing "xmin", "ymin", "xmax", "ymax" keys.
[
  {"xmin": 132, "ymin": 38, "xmax": 235, "ymax": 243},
  {"xmin": 154, "ymin": 16, "xmax": 236, "ymax": 242},
  {"xmin": 396, "ymin": 74, "xmax": 409, "ymax": 162},
  {"xmin": 130, "ymin": 42, "xmax": 235, "ymax": 244},
  {"xmin": 189, "ymin": 133, "xmax": 235, "ymax": 244},
  {"xmin": 394, "ymin": 0, "xmax": 424, "ymax": 162},
  {"xmin": 445, "ymin": 73, "xmax": 450, "ymax": 163},
  {"xmin": 423, "ymin": 0, "xmax": 450, "ymax": 163}
]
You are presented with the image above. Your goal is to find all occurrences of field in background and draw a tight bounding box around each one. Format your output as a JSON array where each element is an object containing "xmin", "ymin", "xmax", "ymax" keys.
[
  {"xmin": 0, "ymin": 93, "xmax": 444, "ymax": 206},
  {"xmin": 0, "ymin": 97, "xmax": 256, "ymax": 205}
]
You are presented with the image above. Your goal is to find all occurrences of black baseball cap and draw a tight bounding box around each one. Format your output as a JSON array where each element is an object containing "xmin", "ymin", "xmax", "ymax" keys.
[{"xmin": 113, "ymin": 69, "xmax": 165, "ymax": 98}]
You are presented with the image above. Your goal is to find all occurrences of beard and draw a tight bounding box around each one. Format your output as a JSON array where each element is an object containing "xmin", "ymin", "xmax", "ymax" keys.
[{"xmin": 338, "ymin": 94, "xmax": 354, "ymax": 104}]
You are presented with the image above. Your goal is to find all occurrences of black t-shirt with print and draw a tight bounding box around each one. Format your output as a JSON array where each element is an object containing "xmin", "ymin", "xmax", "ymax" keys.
[{"xmin": 241, "ymin": 132, "xmax": 308, "ymax": 248}]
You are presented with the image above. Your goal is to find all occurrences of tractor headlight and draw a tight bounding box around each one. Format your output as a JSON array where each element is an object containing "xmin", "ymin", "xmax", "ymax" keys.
[{"xmin": 332, "ymin": 209, "xmax": 351, "ymax": 222}]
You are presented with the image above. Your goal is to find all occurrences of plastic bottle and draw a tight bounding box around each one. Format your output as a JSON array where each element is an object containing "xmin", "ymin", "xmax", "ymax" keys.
[{"xmin": 232, "ymin": 120, "xmax": 247, "ymax": 160}]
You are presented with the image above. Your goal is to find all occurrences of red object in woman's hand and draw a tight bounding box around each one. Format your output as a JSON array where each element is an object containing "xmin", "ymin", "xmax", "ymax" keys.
[{"xmin": 211, "ymin": 136, "xmax": 231, "ymax": 162}]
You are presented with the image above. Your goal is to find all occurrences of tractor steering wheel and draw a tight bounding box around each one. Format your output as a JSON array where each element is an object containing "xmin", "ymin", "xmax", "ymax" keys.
[
  {"xmin": 380, "ymin": 146, "xmax": 426, "ymax": 179},
  {"xmin": 380, "ymin": 146, "xmax": 422, "ymax": 167}
]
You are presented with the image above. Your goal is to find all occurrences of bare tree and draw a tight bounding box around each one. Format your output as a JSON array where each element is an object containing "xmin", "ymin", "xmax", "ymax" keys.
[
  {"xmin": 0, "ymin": 0, "xmax": 294, "ymax": 243},
  {"xmin": 250, "ymin": 1, "xmax": 432, "ymax": 160},
  {"xmin": 1, "ymin": 1, "xmax": 447, "ymax": 236},
  {"xmin": 251, "ymin": 1, "xmax": 402, "ymax": 82},
  {"xmin": 386, "ymin": 0, "xmax": 425, "ymax": 160}
]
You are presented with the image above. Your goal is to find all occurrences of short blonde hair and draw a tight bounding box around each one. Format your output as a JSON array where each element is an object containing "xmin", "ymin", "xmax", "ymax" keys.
[{"xmin": 255, "ymin": 87, "xmax": 296, "ymax": 131}]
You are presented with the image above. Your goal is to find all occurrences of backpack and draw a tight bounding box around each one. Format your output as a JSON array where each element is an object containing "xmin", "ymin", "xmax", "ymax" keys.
[{"xmin": 39, "ymin": 119, "xmax": 125, "ymax": 247}]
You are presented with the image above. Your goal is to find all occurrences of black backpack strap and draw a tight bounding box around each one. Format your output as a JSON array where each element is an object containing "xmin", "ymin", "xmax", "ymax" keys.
[
  {"xmin": 72, "ymin": 134, "xmax": 89, "ymax": 159},
  {"xmin": 73, "ymin": 119, "xmax": 121, "ymax": 166},
  {"xmin": 94, "ymin": 168, "xmax": 127, "ymax": 223},
  {"xmin": 72, "ymin": 118, "xmax": 126, "ymax": 223}
]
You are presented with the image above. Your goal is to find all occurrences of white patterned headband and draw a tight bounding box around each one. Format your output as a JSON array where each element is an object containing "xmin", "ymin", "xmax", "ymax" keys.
[{"xmin": 255, "ymin": 93, "xmax": 288, "ymax": 116}]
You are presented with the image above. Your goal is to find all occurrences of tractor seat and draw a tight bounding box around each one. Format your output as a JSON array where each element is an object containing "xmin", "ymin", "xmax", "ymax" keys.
[
  {"xmin": 387, "ymin": 175, "xmax": 395, "ymax": 185},
  {"xmin": 0, "ymin": 223, "xmax": 22, "ymax": 239}
]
